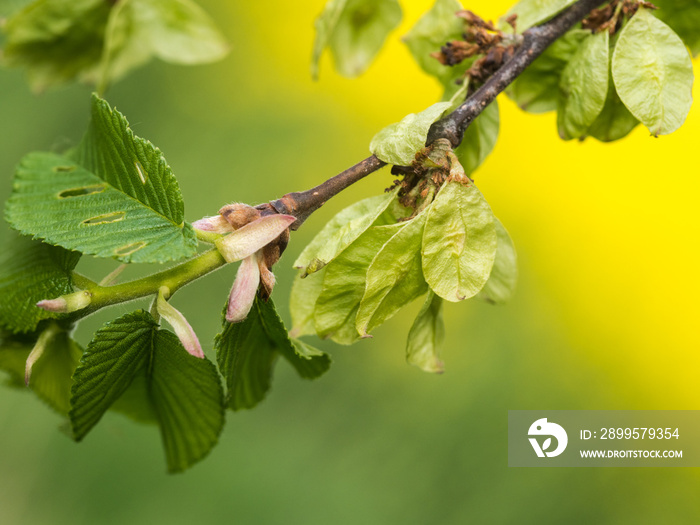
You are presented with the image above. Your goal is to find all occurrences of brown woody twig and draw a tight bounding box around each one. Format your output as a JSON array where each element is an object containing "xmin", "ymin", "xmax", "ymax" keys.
[{"xmin": 268, "ymin": 0, "xmax": 606, "ymax": 230}]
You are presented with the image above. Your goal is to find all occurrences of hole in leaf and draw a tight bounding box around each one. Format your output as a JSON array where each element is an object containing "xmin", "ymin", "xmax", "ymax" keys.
[
  {"xmin": 114, "ymin": 241, "xmax": 147, "ymax": 257},
  {"xmin": 58, "ymin": 185, "xmax": 106, "ymax": 198},
  {"xmin": 134, "ymin": 161, "xmax": 147, "ymax": 184},
  {"xmin": 81, "ymin": 211, "xmax": 126, "ymax": 225},
  {"xmin": 53, "ymin": 165, "xmax": 76, "ymax": 172}
]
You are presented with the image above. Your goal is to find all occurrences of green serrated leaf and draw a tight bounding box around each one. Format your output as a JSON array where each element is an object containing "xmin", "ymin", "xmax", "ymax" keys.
[
  {"xmin": 507, "ymin": 29, "xmax": 587, "ymax": 113},
  {"xmin": 1, "ymin": 0, "xmax": 112, "ymax": 92},
  {"xmin": 289, "ymin": 268, "xmax": 326, "ymax": 338},
  {"xmin": 293, "ymin": 191, "xmax": 397, "ymax": 275},
  {"xmin": 586, "ymin": 68, "xmax": 639, "ymax": 142},
  {"xmin": 557, "ymin": 30, "xmax": 608, "ymax": 140},
  {"xmin": 70, "ymin": 311, "xmax": 157, "ymax": 440},
  {"xmin": 68, "ymin": 310, "xmax": 223, "ymax": 472},
  {"xmin": 403, "ymin": 0, "xmax": 470, "ymax": 93},
  {"xmin": 312, "ymin": 0, "xmax": 402, "ymax": 79},
  {"xmin": 370, "ymin": 102, "xmax": 452, "ymax": 165},
  {"xmin": 287, "ymin": 338, "xmax": 332, "ymax": 379},
  {"xmin": 356, "ymin": 213, "xmax": 429, "ymax": 336},
  {"xmin": 476, "ymin": 219, "xmax": 517, "ymax": 305},
  {"xmin": 406, "ymin": 291, "xmax": 445, "ymax": 373},
  {"xmin": 102, "ymin": 0, "xmax": 228, "ymax": 85},
  {"xmin": 0, "ymin": 232, "xmax": 80, "ymax": 333},
  {"xmin": 504, "ymin": 0, "xmax": 577, "ymax": 33},
  {"xmin": 652, "ymin": 0, "xmax": 700, "ymax": 57},
  {"xmin": 612, "ymin": 8, "xmax": 694, "ymax": 136},
  {"xmin": 215, "ymin": 297, "xmax": 330, "ymax": 411},
  {"xmin": 422, "ymin": 181, "xmax": 497, "ymax": 302},
  {"xmin": 109, "ymin": 370, "xmax": 158, "ymax": 424},
  {"xmin": 315, "ymin": 223, "xmax": 402, "ymax": 344},
  {"xmin": 6, "ymin": 95, "xmax": 198, "ymax": 263},
  {"xmin": 150, "ymin": 329, "xmax": 224, "ymax": 474},
  {"xmin": 454, "ymin": 100, "xmax": 499, "ymax": 175}
]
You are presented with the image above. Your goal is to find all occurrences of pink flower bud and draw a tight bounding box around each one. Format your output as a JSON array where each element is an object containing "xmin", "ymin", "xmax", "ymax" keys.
[
  {"xmin": 25, "ymin": 324, "xmax": 60, "ymax": 385},
  {"xmin": 226, "ymin": 254, "xmax": 260, "ymax": 323},
  {"xmin": 215, "ymin": 214, "xmax": 296, "ymax": 263},
  {"xmin": 192, "ymin": 215, "xmax": 235, "ymax": 234},
  {"xmin": 36, "ymin": 298, "xmax": 68, "ymax": 313},
  {"xmin": 36, "ymin": 290, "xmax": 91, "ymax": 314},
  {"xmin": 157, "ymin": 287, "xmax": 204, "ymax": 359}
]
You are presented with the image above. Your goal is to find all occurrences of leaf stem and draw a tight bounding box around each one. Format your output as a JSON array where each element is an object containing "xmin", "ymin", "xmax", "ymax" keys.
[
  {"xmin": 74, "ymin": 248, "xmax": 227, "ymax": 317},
  {"xmin": 72, "ymin": 272, "xmax": 98, "ymax": 290}
]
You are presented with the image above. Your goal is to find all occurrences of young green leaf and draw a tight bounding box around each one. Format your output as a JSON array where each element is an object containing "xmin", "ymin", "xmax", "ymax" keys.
[
  {"xmin": 403, "ymin": 0, "xmax": 471, "ymax": 95},
  {"xmin": 287, "ymin": 338, "xmax": 332, "ymax": 379},
  {"xmin": 557, "ymin": 30, "xmax": 608, "ymax": 140},
  {"xmin": 0, "ymin": 232, "xmax": 80, "ymax": 333},
  {"xmin": 370, "ymin": 102, "xmax": 452, "ymax": 166},
  {"xmin": 586, "ymin": 69, "xmax": 639, "ymax": 142},
  {"xmin": 215, "ymin": 298, "xmax": 330, "ymax": 411},
  {"xmin": 29, "ymin": 329, "xmax": 82, "ymax": 415},
  {"xmin": 102, "ymin": 0, "xmax": 229, "ymax": 85},
  {"xmin": 504, "ymin": 0, "xmax": 577, "ymax": 33},
  {"xmin": 0, "ymin": 329, "xmax": 37, "ymax": 388},
  {"xmin": 476, "ymin": 219, "xmax": 517, "ymax": 305},
  {"xmin": 70, "ymin": 311, "xmax": 158, "ymax": 440},
  {"xmin": 69, "ymin": 310, "xmax": 224, "ymax": 473},
  {"xmin": 315, "ymin": 223, "xmax": 402, "ymax": 344},
  {"xmin": 612, "ymin": 8, "xmax": 694, "ymax": 136},
  {"xmin": 3, "ymin": 324, "xmax": 83, "ymax": 415},
  {"xmin": 1, "ymin": 0, "xmax": 112, "ymax": 92},
  {"xmin": 652, "ymin": 0, "xmax": 700, "ymax": 57},
  {"xmin": 507, "ymin": 29, "xmax": 588, "ymax": 113},
  {"xmin": 289, "ymin": 268, "xmax": 326, "ymax": 338},
  {"xmin": 1, "ymin": 0, "xmax": 227, "ymax": 91},
  {"xmin": 422, "ymin": 181, "xmax": 497, "ymax": 302},
  {"xmin": 312, "ymin": 0, "xmax": 402, "ymax": 79},
  {"xmin": 311, "ymin": 0, "xmax": 347, "ymax": 79},
  {"xmin": 294, "ymin": 191, "xmax": 397, "ymax": 275},
  {"xmin": 454, "ymin": 100, "xmax": 499, "ymax": 175},
  {"xmin": 406, "ymin": 292, "xmax": 445, "ymax": 374},
  {"xmin": 356, "ymin": 213, "xmax": 430, "ymax": 337},
  {"xmin": 6, "ymin": 95, "xmax": 198, "ymax": 263}
]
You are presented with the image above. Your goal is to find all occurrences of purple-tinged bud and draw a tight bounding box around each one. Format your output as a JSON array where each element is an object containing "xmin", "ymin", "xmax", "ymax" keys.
[
  {"xmin": 36, "ymin": 298, "xmax": 68, "ymax": 313},
  {"xmin": 215, "ymin": 214, "xmax": 296, "ymax": 263},
  {"xmin": 25, "ymin": 324, "xmax": 60, "ymax": 385},
  {"xmin": 226, "ymin": 254, "xmax": 260, "ymax": 323},
  {"xmin": 36, "ymin": 290, "xmax": 91, "ymax": 314},
  {"xmin": 192, "ymin": 215, "xmax": 235, "ymax": 233},
  {"xmin": 157, "ymin": 287, "xmax": 204, "ymax": 359}
]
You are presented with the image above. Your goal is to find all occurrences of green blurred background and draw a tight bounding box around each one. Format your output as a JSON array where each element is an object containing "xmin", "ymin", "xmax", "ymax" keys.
[{"xmin": 1, "ymin": 0, "xmax": 699, "ymax": 523}]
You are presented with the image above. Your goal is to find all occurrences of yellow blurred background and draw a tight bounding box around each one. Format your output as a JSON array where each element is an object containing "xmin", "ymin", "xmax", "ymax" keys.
[{"xmin": 0, "ymin": 0, "xmax": 698, "ymax": 523}]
